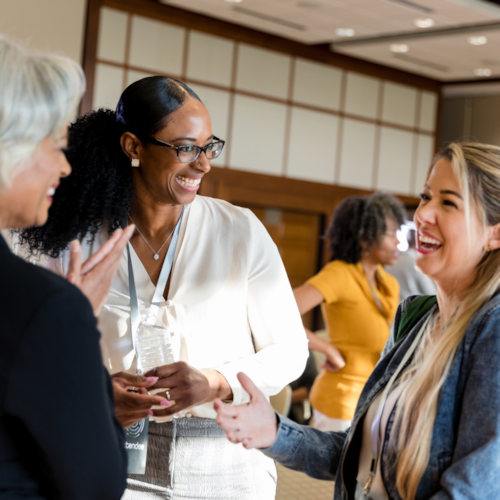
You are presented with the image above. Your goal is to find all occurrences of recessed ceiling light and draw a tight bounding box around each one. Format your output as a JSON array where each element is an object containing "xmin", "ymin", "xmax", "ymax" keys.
[
  {"xmin": 390, "ymin": 44, "xmax": 409, "ymax": 53},
  {"xmin": 413, "ymin": 18, "xmax": 435, "ymax": 28},
  {"xmin": 335, "ymin": 28, "xmax": 355, "ymax": 37},
  {"xmin": 474, "ymin": 68, "xmax": 492, "ymax": 77},
  {"xmin": 467, "ymin": 36, "xmax": 488, "ymax": 46}
]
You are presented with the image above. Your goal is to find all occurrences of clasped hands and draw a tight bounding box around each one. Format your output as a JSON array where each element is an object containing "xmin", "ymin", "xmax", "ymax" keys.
[{"xmin": 111, "ymin": 363, "xmax": 232, "ymax": 428}]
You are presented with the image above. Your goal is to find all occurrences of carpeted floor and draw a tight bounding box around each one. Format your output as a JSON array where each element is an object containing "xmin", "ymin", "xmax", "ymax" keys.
[{"xmin": 275, "ymin": 462, "xmax": 334, "ymax": 500}]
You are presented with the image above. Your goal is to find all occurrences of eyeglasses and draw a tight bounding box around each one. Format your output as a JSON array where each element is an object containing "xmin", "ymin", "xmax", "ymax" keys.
[{"xmin": 140, "ymin": 135, "xmax": 225, "ymax": 163}]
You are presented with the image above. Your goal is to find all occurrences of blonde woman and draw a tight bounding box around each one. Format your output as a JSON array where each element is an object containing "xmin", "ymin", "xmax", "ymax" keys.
[{"xmin": 216, "ymin": 142, "xmax": 500, "ymax": 499}]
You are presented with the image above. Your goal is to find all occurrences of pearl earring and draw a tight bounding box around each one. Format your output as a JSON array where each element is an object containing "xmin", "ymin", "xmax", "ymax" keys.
[{"xmin": 131, "ymin": 158, "xmax": 140, "ymax": 167}]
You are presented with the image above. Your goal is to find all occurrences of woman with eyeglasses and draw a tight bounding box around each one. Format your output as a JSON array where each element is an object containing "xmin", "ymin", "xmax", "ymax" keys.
[{"xmin": 19, "ymin": 76, "xmax": 308, "ymax": 499}]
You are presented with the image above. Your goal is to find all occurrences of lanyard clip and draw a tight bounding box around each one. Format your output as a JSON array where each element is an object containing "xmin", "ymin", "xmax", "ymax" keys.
[{"xmin": 363, "ymin": 471, "xmax": 375, "ymax": 498}]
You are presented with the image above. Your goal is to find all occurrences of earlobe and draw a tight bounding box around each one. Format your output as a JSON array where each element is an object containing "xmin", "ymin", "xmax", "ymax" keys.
[
  {"xmin": 120, "ymin": 131, "xmax": 141, "ymax": 162},
  {"xmin": 486, "ymin": 222, "xmax": 500, "ymax": 251}
]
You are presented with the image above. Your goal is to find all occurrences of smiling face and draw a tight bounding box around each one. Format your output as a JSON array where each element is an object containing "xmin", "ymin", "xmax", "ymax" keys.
[
  {"xmin": 0, "ymin": 126, "xmax": 71, "ymax": 229},
  {"xmin": 414, "ymin": 157, "xmax": 489, "ymax": 292},
  {"xmin": 123, "ymin": 97, "xmax": 213, "ymax": 207}
]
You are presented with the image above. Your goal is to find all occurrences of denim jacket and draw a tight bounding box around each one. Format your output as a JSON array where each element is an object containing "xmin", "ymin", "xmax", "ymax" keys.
[{"xmin": 264, "ymin": 294, "xmax": 500, "ymax": 499}]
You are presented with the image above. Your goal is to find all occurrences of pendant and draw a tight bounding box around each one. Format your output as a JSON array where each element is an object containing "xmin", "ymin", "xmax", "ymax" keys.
[{"xmin": 153, "ymin": 254, "xmax": 159, "ymax": 260}]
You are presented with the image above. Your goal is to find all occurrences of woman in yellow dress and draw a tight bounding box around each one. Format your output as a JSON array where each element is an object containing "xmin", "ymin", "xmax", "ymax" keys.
[{"xmin": 294, "ymin": 193, "xmax": 404, "ymax": 431}]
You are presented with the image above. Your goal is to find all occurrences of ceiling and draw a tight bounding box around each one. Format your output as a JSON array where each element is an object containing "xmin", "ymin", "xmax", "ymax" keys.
[{"xmin": 158, "ymin": 0, "xmax": 500, "ymax": 82}]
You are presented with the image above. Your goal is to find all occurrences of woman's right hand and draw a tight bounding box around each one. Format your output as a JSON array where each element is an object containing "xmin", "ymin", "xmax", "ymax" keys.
[
  {"xmin": 320, "ymin": 345, "xmax": 346, "ymax": 372},
  {"xmin": 111, "ymin": 372, "xmax": 171, "ymax": 428},
  {"xmin": 65, "ymin": 226, "xmax": 135, "ymax": 315},
  {"xmin": 215, "ymin": 373, "xmax": 278, "ymax": 449}
]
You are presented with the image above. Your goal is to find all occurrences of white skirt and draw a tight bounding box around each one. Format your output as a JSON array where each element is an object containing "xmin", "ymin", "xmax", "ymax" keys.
[{"xmin": 123, "ymin": 418, "xmax": 277, "ymax": 500}]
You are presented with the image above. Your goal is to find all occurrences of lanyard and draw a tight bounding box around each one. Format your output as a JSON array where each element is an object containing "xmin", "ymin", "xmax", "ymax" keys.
[
  {"xmin": 126, "ymin": 207, "xmax": 185, "ymax": 365},
  {"xmin": 363, "ymin": 313, "xmax": 433, "ymax": 497}
]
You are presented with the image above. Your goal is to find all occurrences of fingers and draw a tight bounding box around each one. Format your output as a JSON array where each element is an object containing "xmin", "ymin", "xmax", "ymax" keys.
[
  {"xmin": 66, "ymin": 240, "xmax": 82, "ymax": 285},
  {"xmin": 81, "ymin": 229, "xmax": 123, "ymax": 274},
  {"xmin": 236, "ymin": 372, "xmax": 262, "ymax": 402},
  {"xmin": 113, "ymin": 372, "xmax": 160, "ymax": 388}
]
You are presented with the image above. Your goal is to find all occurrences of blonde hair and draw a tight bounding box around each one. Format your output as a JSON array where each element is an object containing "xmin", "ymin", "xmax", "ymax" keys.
[
  {"xmin": 392, "ymin": 142, "xmax": 500, "ymax": 499},
  {"xmin": 0, "ymin": 35, "xmax": 85, "ymax": 189}
]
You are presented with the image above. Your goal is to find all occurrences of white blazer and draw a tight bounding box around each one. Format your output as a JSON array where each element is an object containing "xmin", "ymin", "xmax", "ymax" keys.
[{"xmin": 24, "ymin": 196, "xmax": 308, "ymax": 419}]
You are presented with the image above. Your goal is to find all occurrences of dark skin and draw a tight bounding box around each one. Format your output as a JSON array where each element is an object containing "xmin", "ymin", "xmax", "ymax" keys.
[{"xmin": 114, "ymin": 95, "xmax": 233, "ymax": 423}]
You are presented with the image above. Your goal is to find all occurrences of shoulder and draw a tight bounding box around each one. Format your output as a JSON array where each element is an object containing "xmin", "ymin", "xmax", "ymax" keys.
[
  {"xmin": 466, "ymin": 294, "xmax": 500, "ymax": 344},
  {"xmin": 0, "ymin": 244, "xmax": 91, "ymax": 318},
  {"xmin": 194, "ymin": 196, "xmax": 258, "ymax": 224},
  {"xmin": 315, "ymin": 260, "xmax": 356, "ymax": 281}
]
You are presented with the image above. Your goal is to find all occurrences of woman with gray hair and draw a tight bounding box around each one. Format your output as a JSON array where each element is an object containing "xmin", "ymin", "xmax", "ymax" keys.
[{"xmin": 0, "ymin": 36, "xmax": 138, "ymax": 499}]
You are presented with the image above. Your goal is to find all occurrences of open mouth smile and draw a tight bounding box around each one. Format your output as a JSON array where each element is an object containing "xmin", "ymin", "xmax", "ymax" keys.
[
  {"xmin": 175, "ymin": 175, "xmax": 201, "ymax": 192},
  {"xmin": 417, "ymin": 231, "xmax": 443, "ymax": 254}
]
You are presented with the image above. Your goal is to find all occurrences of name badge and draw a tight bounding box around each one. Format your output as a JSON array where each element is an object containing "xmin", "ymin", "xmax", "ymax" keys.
[{"xmin": 125, "ymin": 417, "xmax": 149, "ymax": 474}]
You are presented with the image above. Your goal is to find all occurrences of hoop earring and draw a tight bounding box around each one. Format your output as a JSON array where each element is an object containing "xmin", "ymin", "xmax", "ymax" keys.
[{"xmin": 131, "ymin": 158, "xmax": 140, "ymax": 167}]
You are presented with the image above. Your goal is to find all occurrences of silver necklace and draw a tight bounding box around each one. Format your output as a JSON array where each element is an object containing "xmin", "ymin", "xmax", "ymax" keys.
[{"xmin": 127, "ymin": 213, "xmax": 176, "ymax": 260}]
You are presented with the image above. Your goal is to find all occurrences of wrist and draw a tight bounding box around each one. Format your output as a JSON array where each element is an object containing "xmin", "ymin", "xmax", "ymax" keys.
[{"xmin": 203, "ymin": 370, "xmax": 233, "ymax": 402}]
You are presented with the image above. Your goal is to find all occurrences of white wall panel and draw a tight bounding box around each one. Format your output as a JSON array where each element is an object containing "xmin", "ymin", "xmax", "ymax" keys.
[
  {"xmin": 236, "ymin": 44, "xmax": 290, "ymax": 99},
  {"xmin": 126, "ymin": 70, "xmax": 154, "ymax": 87},
  {"xmin": 129, "ymin": 16, "xmax": 185, "ymax": 75},
  {"xmin": 339, "ymin": 119, "xmax": 377, "ymax": 189},
  {"xmin": 93, "ymin": 63, "xmax": 124, "ymax": 110},
  {"xmin": 286, "ymin": 107, "xmax": 338, "ymax": 183},
  {"xmin": 187, "ymin": 31, "xmax": 234, "ymax": 87},
  {"xmin": 382, "ymin": 82, "xmax": 418, "ymax": 128},
  {"xmin": 188, "ymin": 84, "xmax": 231, "ymax": 166},
  {"xmin": 344, "ymin": 72, "xmax": 380, "ymax": 119},
  {"xmin": 229, "ymin": 95, "xmax": 287, "ymax": 175},
  {"xmin": 414, "ymin": 134, "xmax": 434, "ymax": 195},
  {"xmin": 97, "ymin": 8, "xmax": 128, "ymax": 64},
  {"xmin": 293, "ymin": 58, "xmax": 342, "ymax": 111},
  {"xmin": 376, "ymin": 127, "xmax": 414, "ymax": 193},
  {"xmin": 419, "ymin": 91, "xmax": 438, "ymax": 132},
  {"xmin": 0, "ymin": 0, "xmax": 86, "ymax": 62}
]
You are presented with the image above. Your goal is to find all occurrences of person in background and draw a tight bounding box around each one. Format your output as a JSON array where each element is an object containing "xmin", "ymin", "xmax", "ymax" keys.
[
  {"xmin": 386, "ymin": 228, "xmax": 436, "ymax": 302},
  {"xmin": 0, "ymin": 36, "xmax": 135, "ymax": 500},
  {"xmin": 293, "ymin": 193, "xmax": 405, "ymax": 431},
  {"xmin": 18, "ymin": 76, "xmax": 308, "ymax": 500},
  {"xmin": 216, "ymin": 142, "xmax": 500, "ymax": 500}
]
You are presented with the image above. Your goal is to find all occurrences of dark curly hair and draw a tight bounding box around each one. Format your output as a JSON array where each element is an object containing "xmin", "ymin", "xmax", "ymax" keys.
[
  {"xmin": 326, "ymin": 193, "xmax": 406, "ymax": 264},
  {"xmin": 19, "ymin": 76, "xmax": 201, "ymax": 257}
]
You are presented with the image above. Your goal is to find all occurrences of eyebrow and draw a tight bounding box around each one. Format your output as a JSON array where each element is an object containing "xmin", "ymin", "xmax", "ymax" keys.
[
  {"xmin": 171, "ymin": 135, "xmax": 214, "ymax": 143},
  {"xmin": 424, "ymin": 184, "xmax": 463, "ymax": 200}
]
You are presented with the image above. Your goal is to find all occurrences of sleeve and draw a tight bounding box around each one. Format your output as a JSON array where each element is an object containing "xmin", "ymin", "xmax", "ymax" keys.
[
  {"xmin": 428, "ymin": 307, "xmax": 500, "ymax": 499},
  {"xmin": 262, "ymin": 413, "xmax": 346, "ymax": 480},
  {"xmin": 306, "ymin": 261, "xmax": 348, "ymax": 305},
  {"xmin": 4, "ymin": 287, "xmax": 127, "ymax": 500},
  {"xmin": 215, "ymin": 212, "xmax": 309, "ymax": 405}
]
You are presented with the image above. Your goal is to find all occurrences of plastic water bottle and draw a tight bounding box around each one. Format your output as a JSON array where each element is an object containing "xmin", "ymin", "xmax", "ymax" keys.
[
  {"xmin": 135, "ymin": 314, "xmax": 186, "ymax": 418},
  {"xmin": 135, "ymin": 314, "xmax": 175, "ymax": 374}
]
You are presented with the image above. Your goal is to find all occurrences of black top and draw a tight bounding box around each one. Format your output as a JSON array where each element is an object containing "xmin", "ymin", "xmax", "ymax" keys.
[{"xmin": 0, "ymin": 235, "xmax": 127, "ymax": 499}]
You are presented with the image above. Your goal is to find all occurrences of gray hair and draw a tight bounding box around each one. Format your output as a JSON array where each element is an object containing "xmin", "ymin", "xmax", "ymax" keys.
[{"xmin": 0, "ymin": 36, "xmax": 85, "ymax": 189}]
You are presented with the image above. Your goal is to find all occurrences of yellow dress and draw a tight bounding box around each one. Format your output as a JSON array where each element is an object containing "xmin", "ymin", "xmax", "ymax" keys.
[{"xmin": 307, "ymin": 261, "xmax": 399, "ymax": 421}]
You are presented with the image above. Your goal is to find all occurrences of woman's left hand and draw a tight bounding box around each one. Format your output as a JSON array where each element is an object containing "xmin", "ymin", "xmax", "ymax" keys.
[{"xmin": 146, "ymin": 362, "xmax": 232, "ymax": 417}]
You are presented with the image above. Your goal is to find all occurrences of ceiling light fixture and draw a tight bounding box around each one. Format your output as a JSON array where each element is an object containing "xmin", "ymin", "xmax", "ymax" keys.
[
  {"xmin": 223, "ymin": 0, "xmax": 244, "ymax": 3},
  {"xmin": 335, "ymin": 28, "xmax": 355, "ymax": 37},
  {"xmin": 467, "ymin": 36, "xmax": 488, "ymax": 46},
  {"xmin": 390, "ymin": 44, "xmax": 409, "ymax": 53},
  {"xmin": 413, "ymin": 18, "xmax": 435, "ymax": 28},
  {"xmin": 474, "ymin": 68, "xmax": 492, "ymax": 77}
]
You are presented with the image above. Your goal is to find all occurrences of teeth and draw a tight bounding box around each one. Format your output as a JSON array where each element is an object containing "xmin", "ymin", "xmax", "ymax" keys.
[
  {"xmin": 177, "ymin": 176, "xmax": 201, "ymax": 187},
  {"xmin": 47, "ymin": 187, "xmax": 56, "ymax": 196},
  {"xmin": 419, "ymin": 233, "xmax": 441, "ymax": 245}
]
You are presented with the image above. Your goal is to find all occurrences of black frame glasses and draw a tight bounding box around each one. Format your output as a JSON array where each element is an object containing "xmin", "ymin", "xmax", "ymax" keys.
[{"xmin": 141, "ymin": 135, "xmax": 225, "ymax": 163}]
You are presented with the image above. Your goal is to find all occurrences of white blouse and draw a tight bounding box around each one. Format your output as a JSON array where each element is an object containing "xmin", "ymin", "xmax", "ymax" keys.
[{"xmin": 14, "ymin": 196, "xmax": 308, "ymax": 419}]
